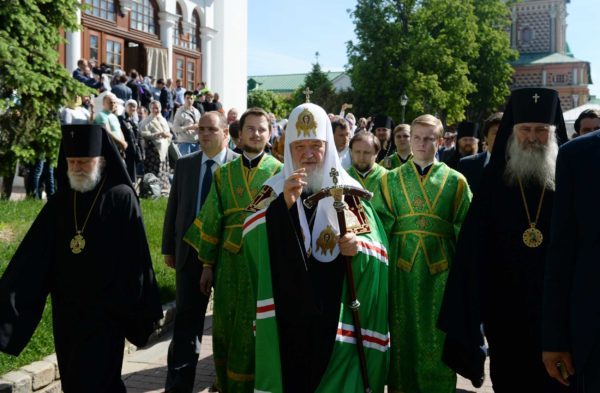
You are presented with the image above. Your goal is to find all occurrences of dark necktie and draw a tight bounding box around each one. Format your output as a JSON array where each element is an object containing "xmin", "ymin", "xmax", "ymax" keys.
[{"xmin": 198, "ymin": 159, "xmax": 215, "ymax": 212}]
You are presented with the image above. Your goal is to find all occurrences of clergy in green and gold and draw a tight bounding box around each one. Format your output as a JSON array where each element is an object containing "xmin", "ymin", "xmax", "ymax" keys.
[
  {"xmin": 372, "ymin": 114, "xmax": 472, "ymax": 393},
  {"xmin": 379, "ymin": 124, "xmax": 413, "ymax": 170},
  {"xmin": 347, "ymin": 130, "xmax": 388, "ymax": 193},
  {"xmin": 184, "ymin": 108, "xmax": 283, "ymax": 393}
]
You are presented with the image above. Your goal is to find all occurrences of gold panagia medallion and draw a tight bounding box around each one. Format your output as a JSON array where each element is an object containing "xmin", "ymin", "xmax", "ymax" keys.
[
  {"xmin": 70, "ymin": 233, "xmax": 86, "ymax": 254},
  {"xmin": 523, "ymin": 226, "xmax": 543, "ymax": 248},
  {"xmin": 316, "ymin": 225, "xmax": 336, "ymax": 255},
  {"xmin": 295, "ymin": 108, "xmax": 317, "ymax": 138}
]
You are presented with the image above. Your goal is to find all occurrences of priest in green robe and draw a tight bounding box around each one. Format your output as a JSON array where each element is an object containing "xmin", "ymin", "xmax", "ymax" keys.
[
  {"xmin": 347, "ymin": 130, "xmax": 388, "ymax": 193},
  {"xmin": 372, "ymin": 114, "xmax": 472, "ymax": 393},
  {"xmin": 380, "ymin": 124, "xmax": 413, "ymax": 170},
  {"xmin": 184, "ymin": 108, "xmax": 283, "ymax": 393},
  {"xmin": 243, "ymin": 103, "xmax": 390, "ymax": 393}
]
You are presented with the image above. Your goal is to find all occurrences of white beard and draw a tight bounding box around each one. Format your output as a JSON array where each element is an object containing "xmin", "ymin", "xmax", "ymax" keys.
[
  {"xmin": 504, "ymin": 132, "xmax": 558, "ymax": 190},
  {"xmin": 305, "ymin": 164, "xmax": 324, "ymax": 195},
  {"xmin": 68, "ymin": 159, "xmax": 104, "ymax": 193}
]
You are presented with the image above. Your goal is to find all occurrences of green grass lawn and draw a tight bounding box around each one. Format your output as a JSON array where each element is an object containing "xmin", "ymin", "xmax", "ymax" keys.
[{"xmin": 0, "ymin": 197, "xmax": 174, "ymax": 375}]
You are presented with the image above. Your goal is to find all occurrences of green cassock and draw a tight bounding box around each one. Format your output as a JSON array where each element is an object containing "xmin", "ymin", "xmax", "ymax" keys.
[
  {"xmin": 242, "ymin": 193, "xmax": 390, "ymax": 393},
  {"xmin": 347, "ymin": 163, "xmax": 388, "ymax": 194},
  {"xmin": 184, "ymin": 154, "xmax": 282, "ymax": 393},
  {"xmin": 372, "ymin": 161, "xmax": 471, "ymax": 393},
  {"xmin": 379, "ymin": 152, "xmax": 413, "ymax": 170}
]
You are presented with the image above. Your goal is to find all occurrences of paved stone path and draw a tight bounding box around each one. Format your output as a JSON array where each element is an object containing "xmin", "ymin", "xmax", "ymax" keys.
[
  {"xmin": 122, "ymin": 315, "xmax": 216, "ymax": 393},
  {"xmin": 121, "ymin": 310, "xmax": 493, "ymax": 393}
]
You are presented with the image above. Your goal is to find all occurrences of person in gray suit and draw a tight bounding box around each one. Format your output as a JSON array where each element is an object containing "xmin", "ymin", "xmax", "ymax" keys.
[{"xmin": 162, "ymin": 111, "xmax": 239, "ymax": 393}]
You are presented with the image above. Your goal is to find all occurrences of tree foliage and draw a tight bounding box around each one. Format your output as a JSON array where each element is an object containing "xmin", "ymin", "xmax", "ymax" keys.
[
  {"xmin": 247, "ymin": 89, "xmax": 291, "ymax": 119},
  {"xmin": 347, "ymin": 0, "xmax": 516, "ymax": 125},
  {"xmin": 0, "ymin": 0, "xmax": 91, "ymax": 196}
]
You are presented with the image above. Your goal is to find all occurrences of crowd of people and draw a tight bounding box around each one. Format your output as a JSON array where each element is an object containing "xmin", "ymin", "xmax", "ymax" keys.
[{"xmin": 1, "ymin": 62, "xmax": 599, "ymax": 393}]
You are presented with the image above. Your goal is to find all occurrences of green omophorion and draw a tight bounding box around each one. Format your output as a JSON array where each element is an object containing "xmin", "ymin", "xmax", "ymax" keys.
[
  {"xmin": 372, "ymin": 162, "xmax": 471, "ymax": 393},
  {"xmin": 243, "ymin": 198, "xmax": 390, "ymax": 393},
  {"xmin": 184, "ymin": 155, "xmax": 282, "ymax": 393}
]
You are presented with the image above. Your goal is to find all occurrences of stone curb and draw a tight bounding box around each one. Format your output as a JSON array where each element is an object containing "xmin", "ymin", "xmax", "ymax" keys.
[{"xmin": 0, "ymin": 302, "xmax": 177, "ymax": 393}]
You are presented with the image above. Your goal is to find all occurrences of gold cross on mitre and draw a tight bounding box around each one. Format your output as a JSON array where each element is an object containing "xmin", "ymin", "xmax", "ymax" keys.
[
  {"xmin": 329, "ymin": 167, "xmax": 339, "ymax": 185},
  {"xmin": 303, "ymin": 87, "xmax": 313, "ymax": 103},
  {"xmin": 532, "ymin": 93, "xmax": 540, "ymax": 103}
]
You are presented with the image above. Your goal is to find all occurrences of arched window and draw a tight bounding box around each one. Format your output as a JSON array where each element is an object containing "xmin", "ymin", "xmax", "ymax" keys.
[
  {"xmin": 173, "ymin": 3, "xmax": 183, "ymax": 47},
  {"xmin": 84, "ymin": 0, "xmax": 117, "ymax": 22},
  {"xmin": 130, "ymin": 0, "xmax": 158, "ymax": 35},
  {"xmin": 191, "ymin": 10, "xmax": 201, "ymax": 51}
]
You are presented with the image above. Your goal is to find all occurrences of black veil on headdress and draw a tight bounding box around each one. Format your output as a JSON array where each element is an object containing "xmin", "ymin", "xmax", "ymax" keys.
[
  {"xmin": 486, "ymin": 88, "xmax": 568, "ymax": 179},
  {"xmin": 56, "ymin": 124, "xmax": 134, "ymax": 194},
  {"xmin": 438, "ymin": 88, "xmax": 567, "ymax": 387}
]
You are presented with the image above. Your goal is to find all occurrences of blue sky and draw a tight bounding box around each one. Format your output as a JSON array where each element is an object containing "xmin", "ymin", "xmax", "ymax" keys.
[{"xmin": 247, "ymin": 0, "xmax": 599, "ymax": 97}]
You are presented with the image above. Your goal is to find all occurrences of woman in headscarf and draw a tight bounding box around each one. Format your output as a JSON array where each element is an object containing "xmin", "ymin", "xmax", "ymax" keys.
[{"xmin": 139, "ymin": 100, "xmax": 171, "ymax": 192}]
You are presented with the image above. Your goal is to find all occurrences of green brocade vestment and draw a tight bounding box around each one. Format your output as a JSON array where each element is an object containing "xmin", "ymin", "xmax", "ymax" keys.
[
  {"xmin": 347, "ymin": 164, "xmax": 388, "ymax": 194},
  {"xmin": 372, "ymin": 162, "xmax": 471, "ymax": 393},
  {"xmin": 184, "ymin": 155, "xmax": 282, "ymax": 393}
]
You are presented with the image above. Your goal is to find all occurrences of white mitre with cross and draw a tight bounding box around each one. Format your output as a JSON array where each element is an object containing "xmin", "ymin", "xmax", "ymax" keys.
[{"xmin": 264, "ymin": 103, "xmax": 362, "ymax": 262}]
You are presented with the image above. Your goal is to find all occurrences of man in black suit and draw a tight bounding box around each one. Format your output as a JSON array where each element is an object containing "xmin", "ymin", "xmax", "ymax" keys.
[
  {"xmin": 542, "ymin": 129, "xmax": 600, "ymax": 391},
  {"xmin": 457, "ymin": 112, "xmax": 502, "ymax": 194},
  {"xmin": 162, "ymin": 111, "xmax": 239, "ymax": 392}
]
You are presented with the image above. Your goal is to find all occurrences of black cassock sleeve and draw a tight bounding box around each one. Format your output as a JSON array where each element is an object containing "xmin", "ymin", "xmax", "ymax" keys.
[{"xmin": 0, "ymin": 202, "xmax": 55, "ymax": 355}]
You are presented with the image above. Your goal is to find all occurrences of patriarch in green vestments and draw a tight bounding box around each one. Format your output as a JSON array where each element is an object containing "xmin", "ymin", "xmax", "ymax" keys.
[
  {"xmin": 184, "ymin": 108, "xmax": 283, "ymax": 393},
  {"xmin": 243, "ymin": 103, "xmax": 389, "ymax": 393},
  {"xmin": 372, "ymin": 114, "xmax": 472, "ymax": 393}
]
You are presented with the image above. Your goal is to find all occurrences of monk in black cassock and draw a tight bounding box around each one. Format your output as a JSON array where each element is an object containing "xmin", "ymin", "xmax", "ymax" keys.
[
  {"xmin": 372, "ymin": 114, "xmax": 395, "ymax": 163},
  {"xmin": 441, "ymin": 120, "xmax": 480, "ymax": 169},
  {"xmin": 438, "ymin": 88, "xmax": 575, "ymax": 392},
  {"xmin": 0, "ymin": 124, "xmax": 163, "ymax": 392}
]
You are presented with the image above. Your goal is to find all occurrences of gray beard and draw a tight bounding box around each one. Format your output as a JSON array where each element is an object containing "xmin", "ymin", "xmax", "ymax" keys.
[
  {"xmin": 68, "ymin": 162, "xmax": 104, "ymax": 193},
  {"xmin": 504, "ymin": 132, "xmax": 558, "ymax": 190}
]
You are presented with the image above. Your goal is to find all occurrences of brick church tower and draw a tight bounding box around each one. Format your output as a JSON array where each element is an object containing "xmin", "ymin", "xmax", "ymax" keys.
[{"xmin": 510, "ymin": 0, "xmax": 591, "ymax": 111}]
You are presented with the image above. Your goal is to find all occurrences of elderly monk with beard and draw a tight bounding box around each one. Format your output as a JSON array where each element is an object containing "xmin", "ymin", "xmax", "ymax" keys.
[
  {"xmin": 0, "ymin": 124, "xmax": 163, "ymax": 393},
  {"xmin": 242, "ymin": 103, "xmax": 390, "ymax": 393},
  {"xmin": 439, "ymin": 88, "xmax": 575, "ymax": 392}
]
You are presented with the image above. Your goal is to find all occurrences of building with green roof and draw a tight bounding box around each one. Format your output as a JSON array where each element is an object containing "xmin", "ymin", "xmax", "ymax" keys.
[{"xmin": 247, "ymin": 71, "xmax": 351, "ymax": 96}]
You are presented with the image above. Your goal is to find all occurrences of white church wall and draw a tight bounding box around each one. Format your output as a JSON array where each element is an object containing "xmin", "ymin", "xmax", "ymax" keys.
[{"xmin": 212, "ymin": 0, "xmax": 248, "ymax": 112}]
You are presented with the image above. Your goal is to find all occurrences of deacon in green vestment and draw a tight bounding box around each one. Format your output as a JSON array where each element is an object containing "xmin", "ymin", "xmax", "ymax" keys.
[
  {"xmin": 379, "ymin": 124, "xmax": 413, "ymax": 170},
  {"xmin": 243, "ymin": 103, "xmax": 389, "ymax": 393},
  {"xmin": 372, "ymin": 114, "xmax": 472, "ymax": 393},
  {"xmin": 184, "ymin": 108, "xmax": 282, "ymax": 393},
  {"xmin": 347, "ymin": 130, "xmax": 388, "ymax": 193}
]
